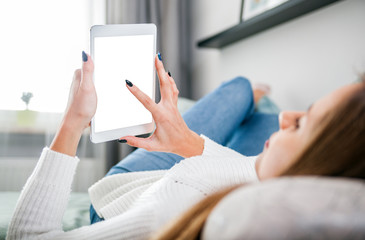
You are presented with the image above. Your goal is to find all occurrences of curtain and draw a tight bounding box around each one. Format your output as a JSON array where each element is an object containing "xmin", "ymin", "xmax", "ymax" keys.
[{"xmin": 104, "ymin": 0, "xmax": 193, "ymax": 169}]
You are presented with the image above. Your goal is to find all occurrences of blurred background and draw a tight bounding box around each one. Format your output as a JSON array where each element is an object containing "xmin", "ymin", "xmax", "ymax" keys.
[{"xmin": 0, "ymin": 0, "xmax": 364, "ymax": 193}]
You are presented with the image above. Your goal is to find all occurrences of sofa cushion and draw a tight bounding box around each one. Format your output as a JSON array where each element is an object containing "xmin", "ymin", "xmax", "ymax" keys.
[{"xmin": 203, "ymin": 177, "xmax": 365, "ymax": 240}]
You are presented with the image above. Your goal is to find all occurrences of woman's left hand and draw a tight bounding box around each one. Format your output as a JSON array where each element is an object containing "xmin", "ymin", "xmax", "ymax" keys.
[{"xmin": 120, "ymin": 55, "xmax": 204, "ymax": 158}]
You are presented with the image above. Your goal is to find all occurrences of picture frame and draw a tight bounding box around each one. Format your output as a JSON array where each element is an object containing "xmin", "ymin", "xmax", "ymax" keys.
[{"xmin": 242, "ymin": 0, "xmax": 289, "ymax": 21}]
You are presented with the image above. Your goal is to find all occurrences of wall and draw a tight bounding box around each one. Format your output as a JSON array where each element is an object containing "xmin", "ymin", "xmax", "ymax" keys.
[{"xmin": 190, "ymin": 0, "xmax": 365, "ymax": 110}]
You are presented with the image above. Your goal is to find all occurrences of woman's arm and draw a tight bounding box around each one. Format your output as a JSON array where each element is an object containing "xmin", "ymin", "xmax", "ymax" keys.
[
  {"xmin": 6, "ymin": 148, "xmax": 79, "ymax": 239},
  {"xmin": 50, "ymin": 51, "xmax": 96, "ymax": 156},
  {"xmin": 7, "ymin": 146, "xmax": 156, "ymax": 240},
  {"xmin": 7, "ymin": 52, "xmax": 159, "ymax": 240},
  {"xmin": 6, "ymin": 52, "xmax": 97, "ymax": 239},
  {"xmin": 120, "ymin": 56, "xmax": 204, "ymax": 158}
]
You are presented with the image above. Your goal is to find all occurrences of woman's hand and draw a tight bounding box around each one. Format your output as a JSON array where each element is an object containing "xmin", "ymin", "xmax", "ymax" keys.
[
  {"xmin": 121, "ymin": 55, "xmax": 204, "ymax": 158},
  {"xmin": 50, "ymin": 52, "xmax": 96, "ymax": 156},
  {"xmin": 64, "ymin": 52, "xmax": 97, "ymax": 130}
]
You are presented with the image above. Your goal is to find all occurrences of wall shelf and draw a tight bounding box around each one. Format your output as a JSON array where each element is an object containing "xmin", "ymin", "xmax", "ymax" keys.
[{"xmin": 197, "ymin": 0, "xmax": 341, "ymax": 49}]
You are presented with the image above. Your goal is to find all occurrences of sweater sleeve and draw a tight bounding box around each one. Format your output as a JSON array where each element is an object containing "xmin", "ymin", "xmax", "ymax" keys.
[
  {"xmin": 7, "ymin": 147, "xmax": 79, "ymax": 239},
  {"xmin": 200, "ymin": 135, "xmax": 247, "ymax": 158},
  {"xmin": 6, "ymin": 148, "xmax": 155, "ymax": 240}
]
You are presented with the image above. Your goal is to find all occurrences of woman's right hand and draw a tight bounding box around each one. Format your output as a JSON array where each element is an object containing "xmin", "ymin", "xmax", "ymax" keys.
[
  {"xmin": 120, "ymin": 55, "xmax": 204, "ymax": 158},
  {"xmin": 50, "ymin": 51, "xmax": 96, "ymax": 156}
]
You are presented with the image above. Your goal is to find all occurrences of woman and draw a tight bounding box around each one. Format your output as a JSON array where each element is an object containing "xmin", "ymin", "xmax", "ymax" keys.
[{"xmin": 7, "ymin": 52, "xmax": 365, "ymax": 240}]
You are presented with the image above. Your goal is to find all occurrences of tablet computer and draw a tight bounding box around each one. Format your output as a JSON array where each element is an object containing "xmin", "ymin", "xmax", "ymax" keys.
[{"xmin": 90, "ymin": 24, "xmax": 156, "ymax": 143}]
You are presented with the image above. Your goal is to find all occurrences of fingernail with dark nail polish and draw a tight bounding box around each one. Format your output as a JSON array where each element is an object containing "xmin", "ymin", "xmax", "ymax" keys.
[
  {"xmin": 158, "ymin": 52, "xmax": 162, "ymax": 61},
  {"xmin": 118, "ymin": 139, "xmax": 127, "ymax": 143},
  {"xmin": 125, "ymin": 79, "xmax": 133, "ymax": 87},
  {"xmin": 82, "ymin": 51, "xmax": 88, "ymax": 62},
  {"xmin": 168, "ymin": 71, "xmax": 171, "ymax": 77}
]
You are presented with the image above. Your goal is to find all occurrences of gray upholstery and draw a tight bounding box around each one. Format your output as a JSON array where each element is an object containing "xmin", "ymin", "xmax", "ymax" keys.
[{"xmin": 203, "ymin": 177, "xmax": 365, "ymax": 240}]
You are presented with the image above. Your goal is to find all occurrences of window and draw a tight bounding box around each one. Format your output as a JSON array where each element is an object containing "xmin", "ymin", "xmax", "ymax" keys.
[{"xmin": 0, "ymin": 0, "xmax": 105, "ymax": 112}]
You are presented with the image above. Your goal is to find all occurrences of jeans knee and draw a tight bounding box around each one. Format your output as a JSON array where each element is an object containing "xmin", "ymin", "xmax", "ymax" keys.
[
  {"xmin": 221, "ymin": 76, "xmax": 253, "ymax": 102},
  {"xmin": 229, "ymin": 76, "xmax": 252, "ymax": 91}
]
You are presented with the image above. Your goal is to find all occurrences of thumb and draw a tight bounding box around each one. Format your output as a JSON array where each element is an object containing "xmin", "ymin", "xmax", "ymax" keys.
[
  {"xmin": 81, "ymin": 51, "xmax": 94, "ymax": 87},
  {"xmin": 119, "ymin": 136, "xmax": 155, "ymax": 151}
]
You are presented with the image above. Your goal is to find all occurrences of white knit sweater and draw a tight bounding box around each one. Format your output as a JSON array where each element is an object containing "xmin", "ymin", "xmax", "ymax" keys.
[{"xmin": 7, "ymin": 135, "xmax": 258, "ymax": 240}]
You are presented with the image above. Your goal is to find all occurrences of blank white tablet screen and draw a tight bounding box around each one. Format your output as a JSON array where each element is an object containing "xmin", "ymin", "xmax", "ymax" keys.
[{"xmin": 93, "ymin": 35, "xmax": 154, "ymax": 133}]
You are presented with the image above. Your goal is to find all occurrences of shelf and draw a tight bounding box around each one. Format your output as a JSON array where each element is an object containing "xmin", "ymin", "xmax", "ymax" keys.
[{"xmin": 197, "ymin": 0, "xmax": 341, "ymax": 49}]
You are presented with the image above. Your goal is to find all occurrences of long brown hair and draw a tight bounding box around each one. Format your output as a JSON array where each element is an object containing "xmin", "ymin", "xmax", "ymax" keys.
[
  {"xmin": 152, "ymin": 80, "xmax": 365, "ymax": 240},
  {"xmin": 151, "ymin": 185, "xmax": 240, "ymax": 240}
]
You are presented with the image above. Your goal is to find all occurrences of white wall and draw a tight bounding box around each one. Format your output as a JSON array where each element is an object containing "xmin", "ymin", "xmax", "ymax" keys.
[{"xmin": 191, "ymin": 0, "xmax": 365, "ymax": 110}]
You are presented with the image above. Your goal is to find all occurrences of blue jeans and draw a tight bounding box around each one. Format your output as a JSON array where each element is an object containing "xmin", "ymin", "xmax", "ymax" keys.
[{"xmin": 90, "ymin": 77, "xmax": 279, "ymax": 224}]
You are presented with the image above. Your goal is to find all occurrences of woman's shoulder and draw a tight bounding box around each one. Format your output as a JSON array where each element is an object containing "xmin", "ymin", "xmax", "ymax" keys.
[{"xmin": 166, "ymin": 154, "xmax": 258, "ymax": 191}]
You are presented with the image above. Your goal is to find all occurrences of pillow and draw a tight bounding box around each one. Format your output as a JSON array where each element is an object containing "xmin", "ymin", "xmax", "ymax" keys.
[{"xmin": 203, "ymin": 177, "xmax": 365, "ymax": 240}]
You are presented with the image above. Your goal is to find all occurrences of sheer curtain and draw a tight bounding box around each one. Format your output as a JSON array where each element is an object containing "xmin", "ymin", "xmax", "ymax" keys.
[
  {"xmin": 0, "ymin": 0, "xmax": 107, "ymax": 192},
  {"xmin": 104, "ymin": 0, "xmax": 194, "ymax": 169}
]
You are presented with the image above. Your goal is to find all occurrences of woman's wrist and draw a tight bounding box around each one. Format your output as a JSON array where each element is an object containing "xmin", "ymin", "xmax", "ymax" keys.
[
  {"xmin": 176, "ymin": 131, "xmax": 204, "ymax": 158},
  {"xmin": 50, "ymin": 116, "xmax": 84, "ymax": 157}
]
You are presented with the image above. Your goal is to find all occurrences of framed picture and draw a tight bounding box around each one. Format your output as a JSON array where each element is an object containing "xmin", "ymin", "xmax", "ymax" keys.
[{"xmin": 242, "ymin": 0, "xmax": 289, "ymax": 21}]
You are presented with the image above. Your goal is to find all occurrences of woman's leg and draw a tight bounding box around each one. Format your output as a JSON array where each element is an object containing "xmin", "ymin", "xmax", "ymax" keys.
[
  {"xmin": 226, "ymin": 112, "xmax": 279, "ymax": 156},
  {"xmin": 90, "ymin": 76, "xmax": 255, "ymax": 224}
]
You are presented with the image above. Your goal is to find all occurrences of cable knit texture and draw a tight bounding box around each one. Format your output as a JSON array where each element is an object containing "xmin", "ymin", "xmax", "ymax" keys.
[{"xmin": 7, "ymin": 135, "xmax": 258, "ymax": 240}]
